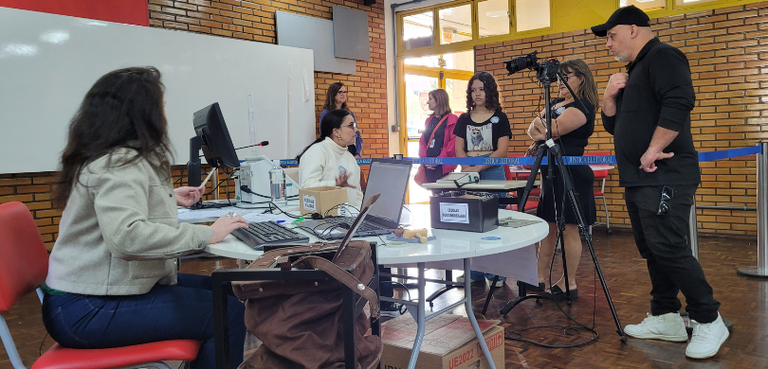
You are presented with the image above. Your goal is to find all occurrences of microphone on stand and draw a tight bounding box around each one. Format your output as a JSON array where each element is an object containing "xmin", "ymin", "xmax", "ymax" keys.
[{"xmin": 234, "ymin": 141, "xmax": 269, "ymax": 151}]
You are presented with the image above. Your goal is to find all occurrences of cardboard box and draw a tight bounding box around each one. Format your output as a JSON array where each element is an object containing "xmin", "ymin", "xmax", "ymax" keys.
[
  {"xmin": 299, "ymin": 186, "xmax": 348, "ymax": 216},
  {"xmin": 381, "ymin": 314, "xmax": 505, "ymax": 369}
]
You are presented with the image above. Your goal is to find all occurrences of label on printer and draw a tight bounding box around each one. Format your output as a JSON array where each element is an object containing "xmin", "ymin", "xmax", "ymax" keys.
[
  {"xmin": 302, "ymin": 195, "xmax": 317, "ymax": 211},
  {"xmin": 439, "ymin": 203, "xmax": 470, "ymax": 224}
]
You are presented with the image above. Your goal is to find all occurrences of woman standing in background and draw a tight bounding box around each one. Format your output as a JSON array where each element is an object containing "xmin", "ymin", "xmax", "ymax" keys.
[
  {"xmin": 453, "ymin": 71, "xmax": 512, "ymax": 286},
  {"xmin": 319, "ymin": 82, "xmax": 363, "ymax": 157},
  {"xmin": 527, "ymin": 59, "xmax": 598, "ymax": 298},
  {"xmin": 416, "ymin": 88, "xmax": 458, "ymax": 184}
]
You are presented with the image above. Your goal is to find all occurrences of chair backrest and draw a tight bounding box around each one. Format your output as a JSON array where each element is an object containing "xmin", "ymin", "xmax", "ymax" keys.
[
  {"xmin": 505, "ymin": 153, "xmax": 531, "ymax": 180},
  {"xmin": 584, "ymin": 151, "xmax": 610, "ymax": 179},
  {"xmin": 0, "ymin": 202, "xmax": 49, "ymax": 314}
]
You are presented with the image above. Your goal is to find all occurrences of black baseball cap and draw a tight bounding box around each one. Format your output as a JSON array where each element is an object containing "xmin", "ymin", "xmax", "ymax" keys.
[{"xmin": 591, "ymin": 5, "xmax": 651, "ymax": 37}]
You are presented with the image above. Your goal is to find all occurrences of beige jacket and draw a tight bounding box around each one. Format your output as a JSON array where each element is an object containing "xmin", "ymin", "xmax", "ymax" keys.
[{"xmin": 46, "ymin": 148, "xmax": 213, "ymax": 295}]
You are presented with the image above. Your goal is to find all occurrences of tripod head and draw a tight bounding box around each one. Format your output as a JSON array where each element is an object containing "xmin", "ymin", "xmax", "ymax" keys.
[{"xmin": 504, "ymin": 50, "xmax": 560, "ymax": 85}]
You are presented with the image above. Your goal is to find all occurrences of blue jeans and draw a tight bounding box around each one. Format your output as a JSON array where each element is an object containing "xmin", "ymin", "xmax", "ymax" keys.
[
  {"xmin": 478, "ymin": 164, "xmax": 505, "ymax": 181},
  {"xmin": 42, "ymin": 273, "xmax": 246, "ymax": 369}
]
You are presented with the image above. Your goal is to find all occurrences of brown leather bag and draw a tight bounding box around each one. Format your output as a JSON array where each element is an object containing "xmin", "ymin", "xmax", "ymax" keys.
[{"xmin": 232, "ymin": 241, "xmax": 382, "ymax": 369}]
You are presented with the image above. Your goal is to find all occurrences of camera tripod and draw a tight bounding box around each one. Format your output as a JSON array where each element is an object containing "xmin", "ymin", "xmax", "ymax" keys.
[{"xmin": 497, "ymin": 75, "xmax": 626, "ymax": 342}]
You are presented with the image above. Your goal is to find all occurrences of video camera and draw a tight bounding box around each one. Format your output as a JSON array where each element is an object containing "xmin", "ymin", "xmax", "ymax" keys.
[{"xmin": 503, "ymin": 50, "xmax": 560, "ymax": 84}]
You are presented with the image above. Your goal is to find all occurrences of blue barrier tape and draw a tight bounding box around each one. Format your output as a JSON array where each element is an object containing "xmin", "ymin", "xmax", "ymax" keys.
[
  {"xmin": 275, "ymin": 145, "xmax": 761, "ymax": 166},
  {"xmin": 697, "ymin": 145, "xmax": 761, "ymax": 162}
]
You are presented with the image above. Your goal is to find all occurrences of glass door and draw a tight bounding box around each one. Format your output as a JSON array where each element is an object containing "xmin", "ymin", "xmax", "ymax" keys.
[
  {"xmin": 401, "ymin": 52, "xmax": 474, "ymax": 203},
  {"xmin": 403, "ymin": 72, "xmax": 439, "ymax": 204}
]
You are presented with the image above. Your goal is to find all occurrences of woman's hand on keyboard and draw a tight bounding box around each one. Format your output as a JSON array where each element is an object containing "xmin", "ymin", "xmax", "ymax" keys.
[{"xmin": 210, "ymin": 214, "xmax": 249, "ymax": 244}]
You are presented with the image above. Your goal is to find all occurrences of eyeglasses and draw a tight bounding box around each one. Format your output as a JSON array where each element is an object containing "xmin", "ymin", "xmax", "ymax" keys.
[
  {"xmin": 343, "ymin": 122, "xmax": 357, "ymax": 129},
  {"xmin": 337, "ymin": 90, "xmax": 348, "ymax": 95},
  {"xmin": 562, "ymin": 74, "xmax": 577, "ymax": 81},
  {"xmin": 657, "ymin": 186, "xmax": 674, "ymax": 216}
]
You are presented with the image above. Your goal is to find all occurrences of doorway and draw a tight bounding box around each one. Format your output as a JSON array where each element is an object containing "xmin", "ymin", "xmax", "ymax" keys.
[{"xmin": 401, "ymin": 51, "xmax": 474, "ymax": 203}]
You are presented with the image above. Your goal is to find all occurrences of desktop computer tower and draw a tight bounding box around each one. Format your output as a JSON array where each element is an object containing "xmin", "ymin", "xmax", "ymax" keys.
[{"xmin": 235, "ymin": 156, "xmax": 300, "ymax": 203}]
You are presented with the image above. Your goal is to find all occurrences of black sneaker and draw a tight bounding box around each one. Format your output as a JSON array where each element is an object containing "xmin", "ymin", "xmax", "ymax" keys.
[{"xmin": 380, "ymin": 302, "xmax": 406, "ymax": 318}]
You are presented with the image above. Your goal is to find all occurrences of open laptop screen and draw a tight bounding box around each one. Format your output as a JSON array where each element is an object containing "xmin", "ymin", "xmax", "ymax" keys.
[{"xmin": 362, "ymin": 159, "xmax": 412, "ymax": 224}]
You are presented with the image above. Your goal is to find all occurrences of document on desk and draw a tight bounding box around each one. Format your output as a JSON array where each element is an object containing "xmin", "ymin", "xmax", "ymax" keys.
[
  {"xmin": 177, "ymin": 209, "xmax": 285, "ymax": 223},
  {"xmin": 498, "ymin": 217, "xmax": 540, "ymax": 228}
]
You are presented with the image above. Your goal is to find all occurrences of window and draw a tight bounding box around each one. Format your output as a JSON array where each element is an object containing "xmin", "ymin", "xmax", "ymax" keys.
[
  {"xmin": 403, "ymin": 11, "xmax": 433, "ymax": 50},
  {"xmin": 478, "ymin": 0, "xmax": 510, "ymax": 38},
  {"xmin": 516, "ymin": 0, "xmax": 550, "ymax": 33},
  {"xmin": 439, "ymin": 4, "xmax": 472, "ymax": 45},
  {"xmin": 675, "ymin": 0, "xmax": 717, "ymax": 6},
  {"xmin": 620, "ymin": 0, "xmax": 665, "ymax": 11}
]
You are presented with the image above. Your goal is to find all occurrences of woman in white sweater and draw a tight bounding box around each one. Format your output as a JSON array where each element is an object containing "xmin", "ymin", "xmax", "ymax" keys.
[{"xmin": 296, "ymin": 109, "xmax": 363, "ymax": 208}]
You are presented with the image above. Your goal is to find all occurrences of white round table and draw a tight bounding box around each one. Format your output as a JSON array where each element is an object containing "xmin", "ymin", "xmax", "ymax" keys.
[{"xmin": 203, "ymin": 204, "xmax": 548, "ymax": 369}]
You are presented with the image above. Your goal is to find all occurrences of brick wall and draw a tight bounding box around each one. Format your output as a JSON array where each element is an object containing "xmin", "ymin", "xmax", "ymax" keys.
[
  {"xmin": 477, "ymin": 2, "xmax": 768, "ymax": 236},
  {"xmin": 0, "ymin": 0, "xmax": 385, "ymax": 248},
  {"xmin": 148, "ymin": 0, "xmax": 389, "ymax": 159}
]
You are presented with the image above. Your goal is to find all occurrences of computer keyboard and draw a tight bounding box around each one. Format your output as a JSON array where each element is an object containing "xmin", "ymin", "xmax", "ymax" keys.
[{"xmin": 231, "ymin": 221, "xmax": 309, "ymax": 250}]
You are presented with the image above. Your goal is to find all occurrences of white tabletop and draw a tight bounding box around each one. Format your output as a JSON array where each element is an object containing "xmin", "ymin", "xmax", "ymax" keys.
[{"xmin": 204, "ymin": 204, "xmax": 548, "ymax": 265}]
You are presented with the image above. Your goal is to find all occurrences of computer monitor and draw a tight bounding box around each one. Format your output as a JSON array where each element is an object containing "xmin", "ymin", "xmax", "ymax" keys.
[{"xmin": 187, "ymin": 102, "xmax": 240, "ymax": 188}]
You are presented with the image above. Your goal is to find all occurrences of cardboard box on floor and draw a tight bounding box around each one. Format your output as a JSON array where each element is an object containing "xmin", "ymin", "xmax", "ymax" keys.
[
  {"xmin": 381, "ymin": 314, "xmax": 504, "ymax": 369},
  {"xmin": 299, "ymin": 186, "xmax": 348, "ymax": 216}
]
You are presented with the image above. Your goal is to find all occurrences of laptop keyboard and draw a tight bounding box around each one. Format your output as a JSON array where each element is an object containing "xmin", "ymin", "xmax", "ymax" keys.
[{"xmin": 231, "ymin": 221, "xmax": 309, "ymax": 250}]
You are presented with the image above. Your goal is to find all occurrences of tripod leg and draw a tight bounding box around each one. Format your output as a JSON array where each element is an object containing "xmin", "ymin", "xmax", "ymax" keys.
[{"xmin": 547, "ymin": 141, "xmax": 627, "ymax": 340}]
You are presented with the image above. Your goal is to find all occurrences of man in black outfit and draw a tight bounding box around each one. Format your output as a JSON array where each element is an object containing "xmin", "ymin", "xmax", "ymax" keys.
[{"xmin": 592, "ymin": 5, "xmax": 728, "ymax": 359}]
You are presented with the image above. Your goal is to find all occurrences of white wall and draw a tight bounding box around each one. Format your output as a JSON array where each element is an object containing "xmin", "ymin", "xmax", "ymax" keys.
[{"xmin": 0, "ymin": 7, "xmax": 316, "ymax": 173}]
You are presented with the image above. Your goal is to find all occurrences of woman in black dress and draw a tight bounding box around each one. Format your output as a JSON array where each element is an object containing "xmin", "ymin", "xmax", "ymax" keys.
[{"xmin": 527, "ymin": 59, "xmax": 598, "ymax": 298}]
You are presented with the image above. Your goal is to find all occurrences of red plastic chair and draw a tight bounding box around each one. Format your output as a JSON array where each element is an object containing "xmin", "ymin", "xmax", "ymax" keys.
[
  {"xmin": 506, "ymin": 201, "xmax": 538, "ymax": 213},
  {"xmin": 584, "ymin": 152, "xmax": 612, "ymax": 235},
  {"xmin": 0, "ymin": 201, "xmax": 201, "ymax": 369},
  {"xmin": 506, "ymin": 154, "xmax": 540, "ymax": 201}
]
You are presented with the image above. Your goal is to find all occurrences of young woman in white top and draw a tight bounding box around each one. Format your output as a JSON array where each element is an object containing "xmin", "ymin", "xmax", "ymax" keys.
[{"xmin": 296, "ymin": 109, "xmax": 363, "ymax": 208}]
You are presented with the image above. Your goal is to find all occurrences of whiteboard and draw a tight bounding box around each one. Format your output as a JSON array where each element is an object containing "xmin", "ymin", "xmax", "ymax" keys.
[{"xmin": 0, "ymin": 7, "xmax": 316, "ymax": 174}]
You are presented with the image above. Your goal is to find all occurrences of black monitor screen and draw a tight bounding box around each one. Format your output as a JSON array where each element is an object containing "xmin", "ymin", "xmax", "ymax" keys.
[
  {"xmin": 187, "ymin": 102, "xmax": 239, "ymax": 188},
  {"xmin": 193, "ymin": 102, "xmax": 239, "ymax": 168}
]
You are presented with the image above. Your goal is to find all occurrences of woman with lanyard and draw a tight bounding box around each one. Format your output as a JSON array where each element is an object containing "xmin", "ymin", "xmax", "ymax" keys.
[{"xmin": 416, "ymin": 89, "xmax": 458, "ymax": 185}]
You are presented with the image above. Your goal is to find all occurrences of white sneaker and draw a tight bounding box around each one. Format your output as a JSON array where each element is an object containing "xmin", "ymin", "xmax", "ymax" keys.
[
  {"xmin": 490, "ymin": 278, "xmax": 505, "ymax": 288},
  {"xmin": 624, "ymin": 312, "xmax": 689, "ymax": 342},
  {"xmin": 685, "ymin": 313, "xmax": 729, "ymax": 359},
  {"xmin": 456, "ymin": 275, "xmax": 481, "ymax": 284}
]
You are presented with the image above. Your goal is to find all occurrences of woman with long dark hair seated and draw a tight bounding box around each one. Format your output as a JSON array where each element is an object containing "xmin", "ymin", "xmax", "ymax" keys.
[
  {"xmin": 42, "ymin": 66, "xmax": 249, "ymax": 369},
  {"xmin": 296, "ymin": 109, "xmax": 402, "ymax": 316},
  {"xmin": 296, "ymin": 109, "xmax": 363, "ymax": 208}
]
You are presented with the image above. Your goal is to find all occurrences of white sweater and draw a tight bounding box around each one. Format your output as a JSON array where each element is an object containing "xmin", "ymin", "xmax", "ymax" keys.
[{"xmin": 298, "ymin": 137, "xmax": 363, "ymax": 208}]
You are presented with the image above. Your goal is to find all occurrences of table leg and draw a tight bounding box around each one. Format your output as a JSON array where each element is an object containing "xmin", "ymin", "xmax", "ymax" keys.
[
  {"xmin": 406, "ymin": 262, "xmax": 427, "ymax": 369},
  {"xmin": 464, "ymin": 258, "xmax": 496, "ymax": 369}
]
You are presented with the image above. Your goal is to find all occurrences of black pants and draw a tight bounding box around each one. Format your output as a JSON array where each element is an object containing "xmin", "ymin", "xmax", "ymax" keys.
[{"xmin": 624, "ymin": 185, "xmax": 720, "ymax": 323}]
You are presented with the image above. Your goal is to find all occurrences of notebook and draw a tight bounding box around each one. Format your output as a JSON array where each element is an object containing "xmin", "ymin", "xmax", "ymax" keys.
[{"xmin": 298, "ymin": 158, "xmax": 412, "ymax": 239}]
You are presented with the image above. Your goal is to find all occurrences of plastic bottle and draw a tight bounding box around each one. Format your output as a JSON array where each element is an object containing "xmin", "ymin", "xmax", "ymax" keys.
[{"xmin": 269, "ymin": 160, "xmax": 287, "ymax": 206}]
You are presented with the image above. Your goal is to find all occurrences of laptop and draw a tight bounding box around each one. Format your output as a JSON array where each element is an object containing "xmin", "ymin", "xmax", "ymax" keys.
[{"xmin": 298, "ymin": 158, "xmax": 412, "ymax": 239}]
